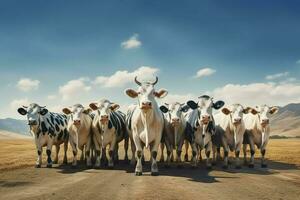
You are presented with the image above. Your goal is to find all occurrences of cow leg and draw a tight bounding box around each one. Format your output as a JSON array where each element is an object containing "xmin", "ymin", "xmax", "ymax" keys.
[
  {"xmin": 124, "ymin": 136, "xmax": 129, "ymax": 163},
  {"xmin": 69, "ymin": 134, "xmax": 78, "ymax": 167},
  {"xmin": 133, "ymin": 134, "xmax": 143, "ymax": 175},
  {"xmin": 80, "ymin": 145, "xmax": 85, "ymax": 162},
  {"xmin": 261, "ymin": 148, "xmax": 267, "ymax": 168},
  {"xmin": 191, "ymin": 142, "xmax": 198, "ymax": 168},
  {"xmin": 53, "ymin": 144, "xmax": 60, "ymax": 164},
  {"xmin": 212, "ymin": 145, "xmax": 217, "ymax": 166},
  {"xmin": 248, "ymin": 140, "xmax": 255, "ymax": 168},
  {"xmin": 46, "ymin": 141, "xmax": 53, "ymax": 168},
  {"xmin": 159, "ymin": 143, "xmax": 165, "ymax": 162},
  {"xmin": 205, "ymin": 142, "xmax": 212, "ymax": 169},
  {"xmin": 62, "ymin": 141, "xmax": 68, "ymax": 164},
  {"xmin": 150, "ymin": 140, "xmax": 160, "ymax": 176},
  {"xmin": 184, "ymin": 140, "xmax": 189, "ymax": 162},
  {"xmin": 93, "ymin": 133, "xmax": 102, "ymax": 168},
  {"xmin": 85, "ymin": 135, "xmax": 92, "ymax": 168},
  {"xmin": 243, "ymin": 144, "xmax": 247, "ymax": 165},
  {"xmin": 165, "ymin": 140, "xmax": 172, "ymax": 168},
  {"xmin": 176, "ymin": 139, "xmax": 184, "ymax": 168},
  {"xmin": 198, "ymin": 145, "xmax": 203, "ymax": 162},
  {"xmin": 223, "ymin": 145, "xmax": 229, "ymax": 169},
  {"xmin": 36, "ymin": 147, "xmax": 42, "ymax": 168},
  {"xmin": 216, "ymin": 147, "xmax": 221, "ymax": 161},
  {"xmin": 114, "ymin": 143, "xmax": 119, "ymax": 164},
  {"xmin": 130, "ymin": 137, "xmax": 136, "ymax": 165},
  {"xmin": 108, "ymin": 144, "xmax": 114, "ymax": 168}
]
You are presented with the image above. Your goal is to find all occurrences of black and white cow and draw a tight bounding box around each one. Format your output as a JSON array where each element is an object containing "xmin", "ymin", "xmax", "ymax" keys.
[
  {"xmin": 185, "ymin": 95, "xmax": 224, "ymax": 168},
  {"xmin": 18, "ymin": 103, "xmax": 69, "ymax": 168},
  {"xmin": 90, "ymin": 99, "xmax": 128, "ymax": 168},
  {"xmin": 125, "ymin": 76, "xmax": 168, "ymax": 176}
]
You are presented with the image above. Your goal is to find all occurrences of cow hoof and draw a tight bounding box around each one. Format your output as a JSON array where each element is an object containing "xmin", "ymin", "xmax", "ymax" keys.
[
  {"xmin": 94, "ymin": 165, "xmax": 101, "ymax": 169},
  {"xmin": 261, "ymin": 164, "xmax": 268, "ymax": 168},
  {"xmin": 164, "ymin": 164, "xmax": 170, "ymax": 168},
  {"xmin": 212, "ymin": 162, "xmax": 217, "ymax": 166},
  {"xmin": 191, "ymin": 165, "xmax": 197, "ymax": 169},
  {"xmin": 46, "ymin": 164, "xmax": 52, "ymax": 168},
  {"xmin": 135, "ymin": 171, "xmax": 142, "ymax": 176},
  {"xmin": 35, "ymin": 164, "xmax": 41, "ymax": 168},
  {"xmin": 184, "ymin": 155, "xmax": 189, "ymax": 162},
  {"xmin": 206, "ymin": 166, "xmax": 212, "ymax": 170},
  {"xmin": 108, "ymin": 165, "xmax": 114, "ymax": 169},
  {"xmin": 235, "ymin": 165, "xmax": 242, "ymax": 169},
  {"xmin": 151, "ymin": 171, "xmax": 159, "ymax": 176},
  {"xmin": 63, "ymin": 161, "xmax": 68, "ymax": 165},
  {"xmin": 53, "ymin": 161, "xmax": 58, "ymax": 164},
  {"xmin": 71, "ymin": 165, "xmax": 77, "ymax": 169},
  {"xmin": 248, "ymin": 164, "xmax": 254, "ymax": 168},
  {"xmin": 222, "ymin": 165, "xmax": 228, "ymax": 169}
]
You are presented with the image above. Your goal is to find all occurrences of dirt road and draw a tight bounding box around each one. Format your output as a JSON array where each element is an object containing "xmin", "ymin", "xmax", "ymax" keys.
[{"xmin": 1, "ymin": 159, "xmax": 299, "ymax": 200}]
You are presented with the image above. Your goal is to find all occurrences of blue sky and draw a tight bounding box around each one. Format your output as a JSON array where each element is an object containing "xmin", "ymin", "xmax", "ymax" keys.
[{"xmin": 1, "ymin": 0, "xmax": 300, "ymax": 119}]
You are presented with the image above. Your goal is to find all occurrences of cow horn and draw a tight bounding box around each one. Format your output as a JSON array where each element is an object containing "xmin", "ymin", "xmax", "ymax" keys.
[
  {"xmin": 40, "ymin": 106, "xmax": 46, "ymax": 108},
  {"xmin": 22, "ymin": 105, "xmax": 28, "ymax": 108},
  {"xmin": 151, "ymin": 76, "xmax": 158, "ymax": 85},
  {"xmin": 134, "ymin": 76, "xmax": 142, "ymax": 86}
]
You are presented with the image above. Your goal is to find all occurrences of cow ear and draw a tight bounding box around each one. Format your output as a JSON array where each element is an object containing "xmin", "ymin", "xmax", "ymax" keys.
[
  {"xmin": 250, "ymin": 108, "xmax": 258, "ymax": 115},
  {"xmin": 110, "ymin": 103, "xmax": 120, "ymax": 111},
  {"xmin": 243, "ymin": 107, "xmax": 252, "ymax": 114},
  {"xmin": 269, "ymin": 106, "xmax": 279, "ymax": 114},
  {"xmin": 125, "ymin": 89, "xmax": 138, "ymax": 98},
  {"xmin": 221, "ymin": 108, "xmax": 231, "ymax": 115},
  {"xmin": 181, "ymin": 105, "xmax": 190, "ymax": 113},
  {"xmin": 83, "ymin": 108, "xmax": 92, "ymax": 114},
  {"xmin": 62, "ymin": 108, "xmax": 72, "ymax": 115},
  {"xmin": 159, "ymin": 105, "xmax": 169, "ymax": 113},
  {"xmin": 154, "ymin": 89, "xmax": 168, "ymax": 98},
  {"xmin": 17, "ymin": 108, "xmax": 27, "ymax": 115},
  {"xmin": 40, "ymin": 108, "xmax": 48, "ymax": 116},
  {"xmin": 187, "ymin": 100, "xmax": 198, "ymax": 110},
  {"xmin": 89, "ymin": 103, "xmax": 98, "ymax": 110},
  {"xmin": 213, "ymin": 101, "xmax": 225, "ymax": 110}
]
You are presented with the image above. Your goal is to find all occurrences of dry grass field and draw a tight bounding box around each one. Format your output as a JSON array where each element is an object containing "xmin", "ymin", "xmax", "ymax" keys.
[
  {"xmin": 0, "ymin": 138, "xmax": 299, "ymax": 171},
  {"xmin": 1, "ymin": 138, "xmax": 300, "ymax": 200}
]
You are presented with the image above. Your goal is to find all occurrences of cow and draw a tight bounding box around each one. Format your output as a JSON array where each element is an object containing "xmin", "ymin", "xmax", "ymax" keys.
[
  {"xmin": 185, "ymin": 95, "xmax": 224, "ymax": 168},
  {"xmin": 62, "ymin": 104, "xmax": 93, "ymax": 167},
  {"xmin": 89, "ymin": 99, "xmax": 128, "ymax": 168},
  {"xmin": 243, "ymin": 105, "xmax": 279, "ymax": 168},
  {"xmin": 159, "ymin": 102, "xmax": 189, "ymax": 167},
  {"xmin": 125, "ymin": 76, "xmax": 168, "ymax": 176},
  {"xmin": 17, "ymin": 103, "xmax": 69, "ymax": 168},
  {"xmin": 213, "ymin": 104, "xmax": 251, "ymax": 169}
]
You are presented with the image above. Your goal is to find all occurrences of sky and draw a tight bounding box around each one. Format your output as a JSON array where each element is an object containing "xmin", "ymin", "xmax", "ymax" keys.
[{"xmin": 1, "ymin": 0, "xmax": 300, "ymax": 119}]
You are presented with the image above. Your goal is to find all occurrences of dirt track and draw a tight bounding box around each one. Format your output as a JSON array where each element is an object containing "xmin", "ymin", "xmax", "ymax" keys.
[{"xmin": 0, "ymin": 159, "xmax": 299, "ymax": 200}]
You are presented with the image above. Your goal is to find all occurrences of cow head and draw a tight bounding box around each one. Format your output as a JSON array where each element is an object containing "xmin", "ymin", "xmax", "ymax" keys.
[
  {"xmin": 160, "ymin": 102, "xmax": 188, "ymax": 127},
  {"xmin": 89, "ymin": 99, "xmax": 120, "ymax": 127},
  {"xmin": 249, "ymin": 105, "xmax": 279, "ymax": 128},
  {"xmin": 125, "ymin": 76, "xmax": 168, "ymax": 112},
  {"xmin": 221, "ymin": 104, "xmax": 251, "ymax": 126},
  {"xmin": 187, "ymin": 95, "xmax": 224, "ymax": 125},
  {"xmin": 62, "ymin": 104, "xmax": 91, "ymax": 127},
  {"xmin": 17, "ymin": 103, "xmax": 48, "ymax": 126}
]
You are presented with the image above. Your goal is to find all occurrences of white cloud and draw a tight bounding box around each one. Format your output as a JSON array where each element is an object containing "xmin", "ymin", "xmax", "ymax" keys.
[
  {"xmin": 47, "ymin": 95, "xmax": 57, "ymax": 100},
  {"xmin": 194, "ymin": 68, "xmax": 216, "ymax": 78},
  {"xmin": 265, "ymin": 71, "xmax": 289, "ymax": 80},
  {"xmin": 296, "ymin": 60, "xmax": 300, "ymax": 64},
  {"xmin": 121, "ymin": 34, "xmax": 141, "ymax": 49},
  {"xmin": 94, "ymin": 66, "xmax": 159, "ymax": 88},
  {"xmin": 16, "ymin": 78, "xmax": 40, "ymax": 92},
  {"xmin": 10, "ymin": 98, "xmax": 30, "ymax": 110},
  {"xmin": 161, "ymin": 93, "xmax": 197, "ymax": 104},
  {"xmin": 209, "ymin": 82, "xmax": 300, "ymax": 107},
  {"xmin": 59, "ymin": 78, "xmax": 91, "ymax": 101}
]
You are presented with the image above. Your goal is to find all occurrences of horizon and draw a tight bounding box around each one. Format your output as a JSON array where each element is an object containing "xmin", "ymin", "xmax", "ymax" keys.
[{"xmin": 1, "ymin": 0, "xmax": 300, "ymax": 119}]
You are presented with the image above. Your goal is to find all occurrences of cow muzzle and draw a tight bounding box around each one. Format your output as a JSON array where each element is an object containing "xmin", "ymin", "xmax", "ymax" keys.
[
  {"xmin": 201, "ymin": 115, "xmax": 210, "ymax": 125},
  {"xmin": 100, "ymin": 115, "xmax": 109, "ymax": 124},
  {"xmin": 73, "ymin": 120, "xmax": 81, "ymax": 126},
  {"xmin": 171, "ymin": 118, "xmax": 180, "ymax": 126},
  {"xmin": 141, "ymin": 101, "xmax": 152, "ymax": 110},
  {"xmin": 233, "ymin": 118, "xmax": 242, "ymax": 125},
  {"xmin": 28, "ymin": 120, "xmax": 37, "ymax": 126},
  {"xmin": 261, "ymin": 119, "xmax": 269, "ymax": 127}
]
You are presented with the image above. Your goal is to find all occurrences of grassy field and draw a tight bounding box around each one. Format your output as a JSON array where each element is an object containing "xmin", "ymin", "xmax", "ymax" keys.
[{"xmin": 0, "ymin": 138, "xmax": 299, "ymax": 171}]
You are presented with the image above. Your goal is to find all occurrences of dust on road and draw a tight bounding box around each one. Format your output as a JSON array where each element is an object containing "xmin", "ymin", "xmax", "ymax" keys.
[{"xmin": 0, "ymin": 160, "xmax": 299, "ymax": 200}]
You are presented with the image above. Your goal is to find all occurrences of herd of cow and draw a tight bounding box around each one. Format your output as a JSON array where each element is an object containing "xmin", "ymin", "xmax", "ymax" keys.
[{"xmin": 17, "ymin": 76, "xmax": 279, "ymax": 176}]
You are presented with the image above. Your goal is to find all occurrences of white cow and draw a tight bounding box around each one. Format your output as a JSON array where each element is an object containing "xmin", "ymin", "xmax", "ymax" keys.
[
  {"xmin": 214, "ymin": 104, "xmax": 250, "ymax": 169},
  {"xmin": 125, "ymin": 76, "xmax": 168, "ymax": 176},
  {"xmin": 90, "ymin": 99, "xmax": 128, "ymax": 168},
  {"xmin": 186, "ymin": 95, "xmax": 225, "ymax": 168},
  {"xmin": 62, "ymin": 104, "xmax": 93, "ymax": 167},
  {"xmin": 243, "ymin": 105, "xmax": 279, "ymax": 168},
  {"xmin": 159, "ymin": 102, "xmax": 188, "ymax": 167},
  {"xmin": 18, "ymin": 103, "xmax": 69, "ymax": 168}
]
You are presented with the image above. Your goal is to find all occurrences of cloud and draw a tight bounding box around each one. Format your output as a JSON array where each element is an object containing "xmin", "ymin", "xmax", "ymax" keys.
[
  {"xmin": 194, "ymin": 68, "xmax": 216, "ymax": 78},
  {"xmin": 94, "ymin": 66, "xmax": 159, "ymax": 88},
  {"xmin": 265, "ymin": 72, "xmax": 289, "ymax": 80},
  {"xmin": 161, "ymin": 93, "xmax": 197, "ymax": 104},
  {"xmin": 296, "ymin": 60, "xmax": 300, "ymax": 64},
  {"xmin": 121, "ymin": 34, "xmax": 141, "ymax": 49},
  {"xmin": 16, "ymin": 78, "xmax": 40, "ymax": 92},
  {"xmin": 47, "ymin": 95, "xmax": 57, "ymax": 100},
  {"xmin": 209, "ymin": 82, "xmax": 300, "ymax": 107},
  {"xmin": 59, "ymin": 78, "xmax": 91, "ymax": 101},
  {"xmin": 10, "ymin": 98, "xmax": 30, "ymax": 110}
]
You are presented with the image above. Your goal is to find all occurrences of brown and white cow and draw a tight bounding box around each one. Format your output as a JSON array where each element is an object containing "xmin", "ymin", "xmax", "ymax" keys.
[
  {"xmin": 214, "ymin": 104, "xmax": 250, "ymax": 169},
  {"xmin": 243, "ymin": 105, "xmax": 279, "ymax": 168},
  {"xmin": 62, "ymin": 104, "xmax": 93, "ymax": 167},
  {"xmin": 125, "ymin": 76, "xmax": 168, "ymax": 176}
]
